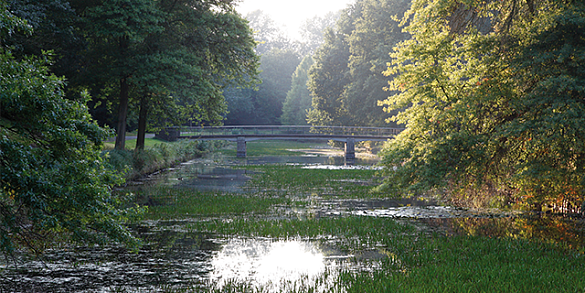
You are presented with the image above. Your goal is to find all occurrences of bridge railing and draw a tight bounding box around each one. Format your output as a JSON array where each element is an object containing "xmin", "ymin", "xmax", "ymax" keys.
[{"xmin": 174, "ymin": 125, "xmax": 404, "ymax": 138}]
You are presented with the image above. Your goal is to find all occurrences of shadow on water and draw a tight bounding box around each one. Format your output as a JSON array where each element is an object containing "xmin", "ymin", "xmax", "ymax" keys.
[
  {"xmin": 419, "ymin": 214, "xmax": 585, "ymax": 251},
  {"xmin": 0, "ymin": 227, "xmax": 219, "ymax": 292}
]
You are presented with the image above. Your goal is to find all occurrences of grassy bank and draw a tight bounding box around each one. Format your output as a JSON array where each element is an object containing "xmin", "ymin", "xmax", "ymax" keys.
[
  {"xmin": 140, "ymin": 162, "xmax": 585, "ymax": 292},
  {"xmin": 219, "ymin": 139, "xmax": 333, "ymax": 157},
  {"xmin": 188, "ymin": 216, "xmax": 585, "ymax": 292},
  {"xmin": 104, "ymin": 137, "xmax": 222, "ymax": 180}
]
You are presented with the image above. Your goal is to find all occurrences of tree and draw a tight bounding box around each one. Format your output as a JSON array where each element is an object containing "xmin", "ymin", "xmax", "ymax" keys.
[
  {"xmin": 132, "ymin": 0, "xmax": 259, "ymax": 150},
  {"xmin": 306, "ymin": 9, "xmax": 355, "ymax": 126},
  {"xmin": 281, "ymin": 55, "xmax": 314, "ymax": 125},
  {"xmin": 224, "ymin": 48, "xmax": 300, "ymax": 125},
  {"xmin": 298, "ymin": 11, "xmax": 341, "ymax": 56},
  {"xmin": 245, "ymin": 10, "xmax": 294, "ymax": 55},
  {"xmin": 307, "ymin": 0, "xmax": 410, "ymax": 127},
  {"xmin": 5, "ymin": 0, "xmax": 84, "ymax": 80},
  {"xmin": 507, "ymin": 3, "xmax": 585, "ymax": 211},
  {"xmin": 83, "ymin": 0, "xmax": 259, "ymax": 150},
  {"xmin": 378, "ymin": 0, "xmax": 585, "ymax": 212},
  {"xmin": 254, "ymin": 48, "xmax": 301, "ymax": 124},
  {"xmin": 83, "ymin": 0, "xmax": 164, "ymax": 150},
  {"xmin": 343, "ymin": 0, "xmax": 410, "ymax": 127},
  {"xmin": 0, "ymin": 5, "xmax": 141, "ymax": 255}
]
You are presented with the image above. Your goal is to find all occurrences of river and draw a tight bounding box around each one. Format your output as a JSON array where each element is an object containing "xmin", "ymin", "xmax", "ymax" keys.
[{"xmin": 1, "ymin": 143, "xmax": 584, "ymax": 292}]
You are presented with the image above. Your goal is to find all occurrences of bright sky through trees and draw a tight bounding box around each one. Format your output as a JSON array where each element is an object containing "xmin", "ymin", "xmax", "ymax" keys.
[{"xmin": 236, "ymin": 0, "xmax": 354, "ymax": 39}]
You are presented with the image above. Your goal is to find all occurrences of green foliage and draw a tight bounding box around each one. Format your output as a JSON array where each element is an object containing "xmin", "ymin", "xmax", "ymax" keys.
[
  {"xmin": 105, "ymin": 140, "xmax": 215, "ymax": 180},
  {"xmin": 224, "ymin": 48, "xmax": 300, "ymax": 125},
  {"xmin": 281, "ymin": 55, "xmax": 314, "ymax": 125},
  {"xmin": 307, "ymin": 24, "xmax": 352, "ymax": 126},
  {"xmin": 0, "ymin": 1, "xmax": 31, "ymax": 37},
  {"xmin": 5, "ymin": 0, "xmax": 83, "ymax": 82},
  {"xmin": 82, "ymin": 0, "xmax": 259, "ymax": 149},
  {"xmin": 308, "ymin": 0, "xmax": 410, "ymax": 127},
  {"xmin": 343, "ymin": 0, "xmax": 410, "ymax": 127},
  {"xmin": 142, "ymin": 188, "xmax": 287, "ymax": 220},
  {"xmin": 0, "ymin": 9, "xmax": 142, "ymax": 254},
  {"xmin": 378, "ymin": 0, "xmax": 585, "ymax": 211}
]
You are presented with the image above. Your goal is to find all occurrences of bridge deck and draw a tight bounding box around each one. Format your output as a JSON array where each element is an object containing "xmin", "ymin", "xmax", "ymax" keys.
[
  {"xmin": 181, "ymin": 134, "xmax": 391, "ymax": 142},
  {"xmin": 167, "ymin": 125, "xmax": 403, "ymax": 141},
  {"xmin": 156, "ymin": 125, "xmax": 404, "ymax": 163}
]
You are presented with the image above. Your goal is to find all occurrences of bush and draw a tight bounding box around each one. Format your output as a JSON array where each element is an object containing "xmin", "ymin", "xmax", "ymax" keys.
[{"xmin": 104, "ymin": 140, "xmax": 221, "ymax": 181}]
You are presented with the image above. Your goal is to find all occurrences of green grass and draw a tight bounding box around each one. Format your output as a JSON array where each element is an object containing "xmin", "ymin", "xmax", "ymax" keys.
[
  {"xmin": 103, "ymin": 137, "xmax": 167, "ymax": 150},
  {"xmin": 220, "ymin": 140, "xmax": 332, "ymax": 157},
  {"xmin": 237, "ymin": 164, "xmax": 383, "ymax": 198},
  {"xmin": 340, "ymin": 235, "xmax": 585, "ymax": 292},
  {"xmin": 141, "ymin": 158, "xmax": 585, "ymax": 292},
  {"xmin": 139, "ymin": 187, "xmax": 290, "ymax": 220},
  {"xmin": 188, "ymin": 215, "xmax": 585, "ymax": 293},
  {"xmin": 123, "ymin": 137, "xmax": 168, "ymax": 150},
  {"xmin": 105, "ymin": 140, "xmax": 218, "ymax": 180}
]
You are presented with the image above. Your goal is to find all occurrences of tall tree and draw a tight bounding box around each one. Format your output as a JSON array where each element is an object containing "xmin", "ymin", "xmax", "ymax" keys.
[
  {"xmin": 281, "ymin": 55, "xmax": 314, "ymax": 125},
  {"xmin": 83, "ymin": 0, "xmax": 164, "ymax": 150},
  {"xmin": 133, "ymin": 0, "xmax": 259, "ymax": 150},
  {"xmin": 6, "ymin": 0, "xmax": 83, "ymax": 80},
  {"xmin": 0, "ymin": 5, "xmax": 141, "ymax": 255},
  {"xmin": 253, "ymin": 48, "xmax": 301, "ymax": 124},
  {"xmin": 225, "ymin": 48, "xmax": 300, "ymax": 125},
  {"xmin": 378, "ymin": 0, "xmax": 585, "ymax": 212},
  {"xmin": 298, "ymin": 11, "xmax": 341, "ymax": 56},
  {"xmin": 306, "ymin": 7, "xmax": 356, "ymax": 126},
  {"xmin": 307, "ymin": 0, "xmax": 410, "ymax": 127},
  {"xmin": 83, "ymin": 0, "xmax": 259, "ymax": 150},
  {"xmin": 245, "ymin": 9, "xmax": 294, "ymax": 55},
  {"xmin": 343, "ymin": 0, "xmax": 410, "ymax": 126}
]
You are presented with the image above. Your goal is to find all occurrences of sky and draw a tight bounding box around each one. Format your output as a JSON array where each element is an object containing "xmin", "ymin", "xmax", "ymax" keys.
[{"xmin": 235, "ymin": 0, "xmax": 355, "ymax": 40}]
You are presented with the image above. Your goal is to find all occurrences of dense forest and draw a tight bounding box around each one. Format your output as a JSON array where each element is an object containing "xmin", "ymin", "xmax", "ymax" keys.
[
  {"xmin": 378, "ymin": 0, "xmax": 585, "ymax": 214},
  {"xmin": 0, "ymin": 0, "xmax": 259, "ymax": 255},
  {"xmin": 1, "ymin": 0, "xmax": 584, "ymax": 256}
]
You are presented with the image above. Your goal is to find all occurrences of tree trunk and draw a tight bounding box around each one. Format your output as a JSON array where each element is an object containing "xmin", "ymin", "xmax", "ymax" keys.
[
  {"xmin": 136, "ymin": 97, "xmax": 148, "ymax": 151},
  {"xmin": 114, "ymin": 77, "xmax": 130, "ymax": 150}
]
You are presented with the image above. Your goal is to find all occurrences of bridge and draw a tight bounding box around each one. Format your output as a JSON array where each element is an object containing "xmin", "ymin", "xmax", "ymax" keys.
[{"xmin": 156, "ymin": 125, "xmax": 404, "ymax": 164}]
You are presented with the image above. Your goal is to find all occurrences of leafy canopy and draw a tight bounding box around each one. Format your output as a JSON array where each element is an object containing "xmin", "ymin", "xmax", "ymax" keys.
[
  {"xmin": 378, "ymin": 0, "xmax": 585, "ymax": 211},
  {"xmin": 0, "ymin": 4, "xmax": 142, "ymax": 255}
]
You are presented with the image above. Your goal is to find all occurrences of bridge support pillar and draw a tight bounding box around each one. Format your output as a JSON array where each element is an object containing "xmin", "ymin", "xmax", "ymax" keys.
[
  {"xmin": 345, "ymin": 138, "xmax": 355, "ymax": 165},
  {"xmin": 237, "ymin": 137, "xmax": 247, "ymax": 158}
]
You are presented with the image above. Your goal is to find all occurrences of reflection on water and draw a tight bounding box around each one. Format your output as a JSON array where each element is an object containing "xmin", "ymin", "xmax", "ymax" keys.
[
  {"xmin": 0, "ymin": 227, "xmax": 347, "ymax": 292},
  {"xmin": 352, "ymin": 205, "xmax": 518, "ymax": 219},
  {"xmin": 244, "ymin": 155, "xmax": 379, "ymax": 166},
  {"xmin": 126, "ymin": 152, "xmax": 380, "ymax": 194},
  {"xmin": 0, "ymin": 227, "xmax": 218, "ymax": 292},
  {"xmin": 126, "ymin": 158, "xmax": 254, "ymax": 193},
  {"xmin": 3, "ymin": 149, "xmax": 585, "ymax": 292},
  {"xmin": 210, "ymin": 238, "xmax": 341, "ymax": 291},
  {"xmin": 421, "ymin": 215, "xmax": 585, "ymax": 252}
]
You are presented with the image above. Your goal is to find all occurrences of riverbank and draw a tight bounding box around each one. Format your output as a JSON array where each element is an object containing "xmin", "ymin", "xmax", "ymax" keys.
[
  {"xmin": 2, "ymin": 141, "xmax": 584, "ymax": 292},
  {"xmin": 104, "ymin": 137, "xmax": 224, "ymax": 181},
  {"xmin": 145, "ymin": 160, "xmax": 585, "ymax": 292}
]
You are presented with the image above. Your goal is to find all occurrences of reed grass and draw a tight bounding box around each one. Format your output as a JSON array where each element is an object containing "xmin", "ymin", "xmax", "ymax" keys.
[
  {"xmin": 189, "ymin": 215, "xmax": 585, "ymax": 292},
  {"xmin": 220, "ymin": 140, "xmax": 332, "ymax": 157},
  {"xmin": 238, "ymin": 164, "xmax": 383, "ymax": 198},
  {"xmin": 139, "ymin": 187, "xmax": 290, "ymax": 220},
  {"xmin": 142, "ymin": 159, "xmax": 585, "ymax": 292}
]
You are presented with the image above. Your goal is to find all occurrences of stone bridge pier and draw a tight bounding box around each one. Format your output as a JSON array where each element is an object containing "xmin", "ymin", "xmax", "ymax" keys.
[
  {"xmin": 237, "ymin": 137, "xmax": 247, "ymax": 158},
  {"xmin": 345, "ymin": 138, "xmax": 355, "ymax": 165}
]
